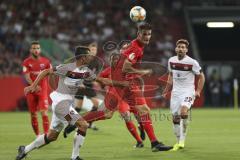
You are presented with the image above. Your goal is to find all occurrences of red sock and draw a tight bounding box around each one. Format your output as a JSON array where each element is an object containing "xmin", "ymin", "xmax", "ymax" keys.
[
  {"xmin": 83, "ymin": 111, "xmax": 106, "ymax": 123},
  {"xmin": 125, "ymin": 121, "xmax": 142, "ymax": 142},
  {"xmin": 31, "ymin": 116, "xmax": 39, "ymax": 136},
  {"xmin": 140, "ymin": 113, "xmax": 157, "ymax": 142},
  {"xmin": 42, "ymin": 115, "xmax": 49, "ymax": 134}
]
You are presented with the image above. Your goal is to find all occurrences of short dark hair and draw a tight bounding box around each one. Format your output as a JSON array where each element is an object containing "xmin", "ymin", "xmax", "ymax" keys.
[
  {"xmin": 138, "ymin": 22, "xmax": 152, "ymax": 32},
  {"xmin": 31, "ymin": 41, "xmax": 40, "ymax": 46},
  {"xmin": 75, "ymin": 46, "xmax": 90, "ymax": 57},
  {"xmin": 176, "ymin": 39, "xmax": 189, "ymax": 48}
]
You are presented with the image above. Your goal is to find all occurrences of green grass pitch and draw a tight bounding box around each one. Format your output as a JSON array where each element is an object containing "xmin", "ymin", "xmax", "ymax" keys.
[{"xmin": 0, "ymin": 108, "xmax": 240, "ymax": 160}]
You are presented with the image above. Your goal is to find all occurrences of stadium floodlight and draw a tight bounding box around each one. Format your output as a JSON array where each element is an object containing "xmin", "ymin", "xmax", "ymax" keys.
[{"xmin": 206, "ymin": 22, "xmax": 234, "ymax": 28}]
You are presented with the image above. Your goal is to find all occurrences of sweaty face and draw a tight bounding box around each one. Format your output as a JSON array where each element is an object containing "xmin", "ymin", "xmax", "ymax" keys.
[
  {"xmin": 30, "ymin": 44, "xmax": 41, "ymax": 57},
  {"xmin": 175, "ymin": 43, "xmax": 188, "ymax": 60},
  {"xmin": 138, "ymin": 29, "xmax": 152, "ymax": 45}
]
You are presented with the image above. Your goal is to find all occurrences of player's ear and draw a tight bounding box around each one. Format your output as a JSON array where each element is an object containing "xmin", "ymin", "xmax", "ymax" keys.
[{"xmin": 137, "ymin": 31, "xmax": 140, "ymax": 36}]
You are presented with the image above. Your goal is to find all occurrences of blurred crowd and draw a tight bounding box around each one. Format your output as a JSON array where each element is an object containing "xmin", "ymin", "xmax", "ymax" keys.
[
  {"xmin": 0, "ymin": 0, "xmax": 188, "ymax": 77},
  {"xmin": 1, "ymin": 0, "xmax": 239, "ymax": 76},
  {"xmin": 185, "ymin": 0, "xmax": 240, "ymax": 6}
]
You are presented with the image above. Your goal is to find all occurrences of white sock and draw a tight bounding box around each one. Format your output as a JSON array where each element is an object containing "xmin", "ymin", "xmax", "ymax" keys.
[
  {"xmin": 180, "ymin": 119, "xmax": 188, "ymax": 142},
  {"xmin": 25, "ymin": 134, "xmax": 46, "ymax": 153},
  {"xmin": 173, "ymin": 124, "xmax": 180, "ymax": 143},
  {"xmin": 71, "ymin": 132, "xmax": 85, "ymax": 159}
]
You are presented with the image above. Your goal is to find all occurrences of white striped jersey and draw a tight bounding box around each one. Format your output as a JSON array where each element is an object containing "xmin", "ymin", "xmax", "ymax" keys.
[{"xmin": 168, "ymin": 55, "xmax": 201, "ymax": 93}]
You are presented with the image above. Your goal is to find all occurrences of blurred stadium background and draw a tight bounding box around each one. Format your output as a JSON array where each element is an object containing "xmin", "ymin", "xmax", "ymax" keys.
[
  {"xmin": 0, "ymin": 0, "xmax": 240, "ymax": 160},
  {"xmin": 0, "ymin": 0, "xmax": 239, "ymax": 111}
]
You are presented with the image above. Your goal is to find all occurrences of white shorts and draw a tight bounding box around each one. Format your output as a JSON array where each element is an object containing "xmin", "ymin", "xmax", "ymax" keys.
[
  {"xmin": 50, "ymin": 91, "xmax": 81, "ymax": 132},
  {"xmin": 170, "ymin": 91, "xmax": 195, "ymax": 115},
  {"xmin": 81, "ymin": 96, "xmax": 104, "ymax": 111}
]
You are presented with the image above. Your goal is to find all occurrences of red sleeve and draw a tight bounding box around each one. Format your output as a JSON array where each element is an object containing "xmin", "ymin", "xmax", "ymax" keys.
[
  {"xmin": 22, "ymin": 59, "xmax": 30, "ymax": 74},
  {"xmin": 99, "ymin": 67, "xmax": 111, "ymax": 78},
  {"xmin": 123, "ymin": 47, "xmax": 140, "ymax": 65},
  {"xmin": 47, "ymin": 58, "xmax": 52, "ymax": 69}
]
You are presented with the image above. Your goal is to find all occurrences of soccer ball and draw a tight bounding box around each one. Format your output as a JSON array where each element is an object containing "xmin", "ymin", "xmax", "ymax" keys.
[{"xmin": 129, "ymin": 6, "xmax": 146, "ymax": 22}]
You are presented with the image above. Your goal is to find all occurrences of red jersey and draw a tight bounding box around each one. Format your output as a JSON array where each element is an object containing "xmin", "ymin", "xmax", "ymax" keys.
[
  {"xmin": 22, "ymin": 56, "xmax": 51, "ymax": 90},
  {"xmin": 99, "ymin": 67, "xmax": 113, "ymax": 92},
  {"xmin": 99, "ymin": 67, "xmax": 111, "ymax": 78},
  {"xmin": 113, "ymin": 39, "xmax": 144, "ymax": 81}
]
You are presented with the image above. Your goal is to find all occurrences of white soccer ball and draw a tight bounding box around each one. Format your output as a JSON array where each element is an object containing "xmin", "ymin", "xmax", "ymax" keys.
[{"xmin": 130, "ymin": 6, "xmax": 146, "ymax": 22}]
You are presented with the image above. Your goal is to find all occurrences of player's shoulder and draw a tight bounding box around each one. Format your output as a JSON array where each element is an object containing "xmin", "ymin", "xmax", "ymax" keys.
[
  {"xmin": 185, "ymin": 56, "xmax": 199, "ymax": 64},
  {"xmin": 22, "ymin": 56, "xmax": 32, "ymax": 64},
  {"xmin": 168, "ymin": 56, "xmax": 178, "ymax": 62},
  {"xmin": 40, "ymin": 56, "xmax": 51, "ymax": 62}
]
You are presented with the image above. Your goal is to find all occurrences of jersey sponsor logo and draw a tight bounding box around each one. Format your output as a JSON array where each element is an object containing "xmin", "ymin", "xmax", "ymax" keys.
[
  {"xmin": 170, "ymin": 62, "xmax": 192, "ymax": 71},
  {"xmin": 30, "ymin": 71, "xmax": 41, "ymax": 75},
  {"xmin": 128, "ymin": 53, "xmax": 136, "ymax": 61}
]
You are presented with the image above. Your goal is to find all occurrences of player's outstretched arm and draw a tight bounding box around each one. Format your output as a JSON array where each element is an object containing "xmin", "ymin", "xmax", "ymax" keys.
[
  {"xmin": 96, "ymin": 77, "xmax": 129, "ymax": 87},
  {"xmin": 122, "ymin": 59, "xmax": 152, "ymax": 75},
  {"xmin": 195, "ymin": 72, "xmax": 205, "ymax": 98},
  {"xmin": 24, "ymin": 68, "xmax": 53, "ymax": 94}
]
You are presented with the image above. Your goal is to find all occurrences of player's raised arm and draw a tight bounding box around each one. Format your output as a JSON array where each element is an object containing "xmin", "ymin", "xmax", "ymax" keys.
[{"xmin": 96, "ymin": 77, "xmax": 129, "ymax": 87}]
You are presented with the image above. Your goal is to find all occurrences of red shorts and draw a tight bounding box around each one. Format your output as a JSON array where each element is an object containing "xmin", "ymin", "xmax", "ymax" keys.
[
  {"xmin": 113, "ymin": 84, "xmax": 146, "ymax": 114},
  {"xmin": 26, "ymin": 92, "xmax": 49, "ymax": 112},
  {"xmin": 104, "ymin": 88, "xmax": 119, "ymax": 111},
  {"xmin": 129, "ymin": 85, "xmax": 146, "ymax": 106}
]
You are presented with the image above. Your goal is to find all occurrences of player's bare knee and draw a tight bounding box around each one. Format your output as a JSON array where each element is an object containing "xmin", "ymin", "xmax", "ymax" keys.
[
  {"xmin": 30, "ymin": 112, "xmax": 37, "ymax": 117},
  {"xmin": 75, "ymin": 119, "xmax": 89, "ymax": 131},
  {"xmin": 104, "ymin": 111, "xmax": 114, "ymax": 119},
  {"xmin": 47, "ymin": 134, "xmax": 58, "ymax": 142},
  {"xmin": 46, "ymin": 130, "xmax": 59, "ymax": 142},
  {"xmin": 180, "ymin": 106, "xmax": 188, "ymax": 119},
  {"xmin": 137, "ymin": 105, "xmax": 150, "ymax": 115},
  {"xmin": 121, "ymin": 112, "xmax": 131, "ymax": 122},
  {"xmin": 40, "ymin": 110, "xmax": 48, "ymax": 116}
]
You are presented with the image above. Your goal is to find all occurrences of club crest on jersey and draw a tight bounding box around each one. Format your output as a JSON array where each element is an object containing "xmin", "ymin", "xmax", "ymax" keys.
[
  {"xmin": 129, "ymin": 53, "xmax": 135, "ymax": 60},
  {"xmin": 40, "ymin": 63, "xmax": 45, "ymax": 69}
]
